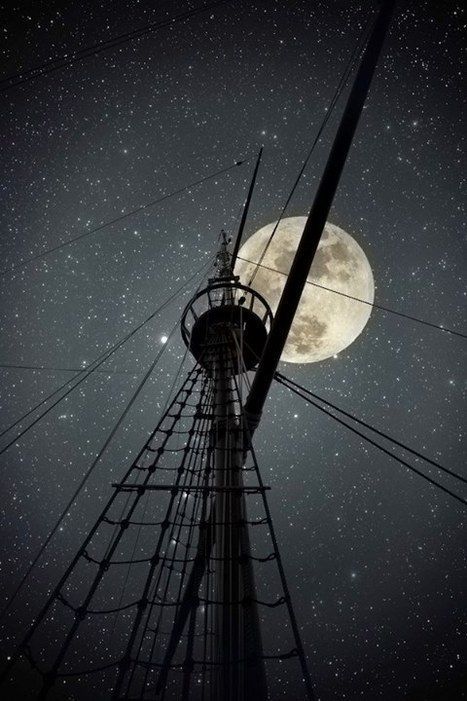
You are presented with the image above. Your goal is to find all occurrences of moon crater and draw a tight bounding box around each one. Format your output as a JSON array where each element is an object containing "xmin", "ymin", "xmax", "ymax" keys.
[{"xmin": 235, "ymin": 217, "xmax": 375, "ymax": 364}]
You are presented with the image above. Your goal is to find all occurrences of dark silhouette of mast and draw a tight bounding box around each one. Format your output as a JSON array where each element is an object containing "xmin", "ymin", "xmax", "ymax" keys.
[
  {"xmin": 155, "ymin": 234, "xmax": 271, "ymax": 700},
  {"xmin": 0, "ymin": 2, "xmax": 395, "ymax": 699},
  {"xmin": 245, "ymin": 0, "xmax": 396, "ymax": 426}
]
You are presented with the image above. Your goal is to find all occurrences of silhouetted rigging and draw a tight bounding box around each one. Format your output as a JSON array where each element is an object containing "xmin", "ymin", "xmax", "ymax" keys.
[
  {"xmin": 0, "ymin": 159, "xmax": 245, "ymax": 278},
  {"xmin": 4, "ymin": 3, "xmax": 461, "ymax": 700},
  {"xmin": 0, "ymin": 0, "xmax": 231, "ymax": 92}
]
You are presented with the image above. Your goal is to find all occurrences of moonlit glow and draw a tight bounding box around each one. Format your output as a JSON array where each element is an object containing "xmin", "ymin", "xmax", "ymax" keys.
[{"xmin": 235, "ymin": 217, "xmax": 375, "ymax": 364}]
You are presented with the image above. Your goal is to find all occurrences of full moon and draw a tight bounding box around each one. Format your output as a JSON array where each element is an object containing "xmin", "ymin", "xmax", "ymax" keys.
[{"xmin": 235, "ymin": 217, "xmax": 375, "ymax": 363}]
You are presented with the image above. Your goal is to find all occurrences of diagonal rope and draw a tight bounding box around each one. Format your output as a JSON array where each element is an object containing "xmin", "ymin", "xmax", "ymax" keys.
[
  {"xmin": 0, "ymin": 261, "xmax": 213, "ymax": 623},
  {"xmin": 0, "ymin": 366, "xmax": 203, "ymax": 688},
  {"xmin": 247, "ymin": 12, "xmax": 374, "ymax": 288},
  {"xmin": 0, "ymin": 303, "xmax": 197, "ymax": 623},
  {"xmin": 0, "ymin": 363, "xmax": 136, "ymax": 375},
  {"xmin": 0, "ymin": 0, "xmax": 231, "ymax": 92},
  {"xmin": 276, "ymin": 374, "xmax": 466, "ymax": 507},
  {"xmin": 229, "ymin": 335, "xmax": 316, "ymax": 701},
  {"xmin": 104, "ymin": 345, "xmax": 201, "ymax": 650},
  {"xmin": 276, "ymin": 372, "xmax": 466, "ymax": 485},
  {"xmin": 0, "ymin": 259, "xmax": 211, "ymax": 449},
  {"xmin": 240, "ymin": 256, "xmax": 467, "ymax": 340},
  {"xmin": 238, "ymin": 334, "xmax": 465, "ymax": 505},
  {"xmin": 1, "ymin": 159, "xmax": 245, "ymax": 277}
]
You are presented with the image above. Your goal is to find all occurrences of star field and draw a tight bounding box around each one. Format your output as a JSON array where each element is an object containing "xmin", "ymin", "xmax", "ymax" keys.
[{"xmin": 0, "ymin": 1, "xmax": 465, "ymax": 699}]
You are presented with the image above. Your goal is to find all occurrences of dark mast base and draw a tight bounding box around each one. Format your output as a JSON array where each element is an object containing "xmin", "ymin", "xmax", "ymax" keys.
[{"xmin": 172, "ymin": 248, "xmax": 272, "ymax": 700}]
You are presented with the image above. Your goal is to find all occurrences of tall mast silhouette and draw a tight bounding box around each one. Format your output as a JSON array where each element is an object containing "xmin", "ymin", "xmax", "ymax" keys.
[{"xmin": 0, "ymin": 2, "xmax": 395, "ymax": 698}]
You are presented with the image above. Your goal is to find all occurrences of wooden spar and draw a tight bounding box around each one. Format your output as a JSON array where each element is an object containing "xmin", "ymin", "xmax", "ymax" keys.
[
  {"xmin": 231, "ymin": 147, "xmax": 263, "ymax": 269},
  {"xmin": 244, "ymin": 0, "xmax": 396, "ymax": 425}
]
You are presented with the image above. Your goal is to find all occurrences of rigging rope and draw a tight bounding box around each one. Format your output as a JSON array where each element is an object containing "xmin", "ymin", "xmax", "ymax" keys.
[
  {"xmin": 0, "ymin": 363, "xmax": 135, "ymax": 375},
  {"xmin": 276, "ymin": 372, "xmax": 466, "ymax": 485},
  {"xmin": 111, "ymin": 374, "xmax": 214, "ymax": 699},
  {"xmin": 104, "ymin": 346, "xmax": 205, "ymax": 653},
  {"xmin": 240, "ymin": 256, "xmax": 467, "ymax": 340},
  {"xmin": 0, "ymin": 365, "xmax": 203, "ymax": 687},
  {"xmin": 0, "ymin": 265, "xmax": 213, "ymax": 623},
  {"xmin": 0, "ymin": 0, "xmax": 231, "ymax": 92},
  {"xmin": 276, "ymin": 373, "xmax": 466, "ymax": 507},
  {"xmin": 239, "ymin": 333, "xmax": 464, "ymax": 490},
  {"xmin": 1, "ymin": 159, "xmax": 246, "ymax": 278},
  {"xmin": 130, "ymin": 384, "xmax": 214, "ymax": 696},
  {"xmin": 229, "ymin": 343, "xmax": 316, "ymax": 701},
  {"xmin": 0, "ymin": 259, "xmax": 211, "ymax": 449},
  {"xmin": 246, "ymin": 12, "xmax": 374, "ymax": 288}
]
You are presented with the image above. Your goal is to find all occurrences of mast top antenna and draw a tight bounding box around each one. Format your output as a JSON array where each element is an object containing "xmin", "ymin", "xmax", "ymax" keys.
[{"xmin": 213, "ymin": 228, "xmax": 234, "ymax": 280}]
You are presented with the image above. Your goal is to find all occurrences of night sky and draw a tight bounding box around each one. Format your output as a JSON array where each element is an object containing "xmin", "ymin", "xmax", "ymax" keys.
[{"xmin": 0, "ymin": 1, "xmax": 466, "ymax": 699}]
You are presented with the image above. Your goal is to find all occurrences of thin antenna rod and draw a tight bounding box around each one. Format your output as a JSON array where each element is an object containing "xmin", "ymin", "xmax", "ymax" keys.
[
  {"xmin": 231, "ymin": 147, "xmax": 263, "ymax": 269},
  {"xmin": 244, "ymin": 0, "xmax": 396, "ymax": 425}
]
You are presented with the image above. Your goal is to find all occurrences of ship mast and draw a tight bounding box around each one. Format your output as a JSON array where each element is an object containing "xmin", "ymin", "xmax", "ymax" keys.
[{"xmin": 0, "ymin": 3, "xmax": 396, "ymax": 699}]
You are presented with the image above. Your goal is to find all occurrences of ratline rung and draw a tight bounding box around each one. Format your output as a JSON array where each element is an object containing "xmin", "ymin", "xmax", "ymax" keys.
[{"xmin": 112, "ymin": 483, "xmax": 271, "ymax": 493}]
